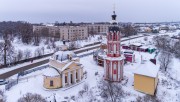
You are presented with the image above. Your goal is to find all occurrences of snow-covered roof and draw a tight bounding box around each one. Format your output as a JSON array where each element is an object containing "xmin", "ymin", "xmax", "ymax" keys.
[
  {"xmin": 134, "ymin": 61, "xmax": 160, "ymax": 78},
  {"xmin": 61, "ymin": 61, "xmax": 74, "ymax": 71},
  {"xmin": 139, "ymin": 46, "xmax": 149, "ymax": 49},
  {"xmin": 124, "ymin": 50, "xmax": 134, "ymax": 54},
  {"xmin": 130, "ymin": 43, "xmax": 142, "ymax": 46},
  {"xmin": 43, "ymin": 68, "xmax": 60, "ymax": 77},
  {"xmin": 52, "ymin": 51, "xmax": 76, "ymax": 61}
]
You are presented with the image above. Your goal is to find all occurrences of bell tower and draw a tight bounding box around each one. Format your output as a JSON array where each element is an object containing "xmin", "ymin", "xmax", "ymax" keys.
[{"xmin": 104, "ymin": 9, "xmax": 125, "ymax": 82}]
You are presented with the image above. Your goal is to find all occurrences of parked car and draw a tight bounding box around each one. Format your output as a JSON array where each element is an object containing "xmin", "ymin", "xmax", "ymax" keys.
[{"xmin": 0, "ymin": 79, "xmax": 8, "ymax": 85}]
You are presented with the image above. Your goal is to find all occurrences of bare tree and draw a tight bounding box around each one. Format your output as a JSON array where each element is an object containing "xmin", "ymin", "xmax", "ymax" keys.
[
  {"xmin": 153, "ymin": 36, "xmax": 171, "ymax": 52},
  {"xmin": 24, "ymin": 49, "xmax": 31, "ymax": 59},
  {"xmin": 98, "ymin": 79, "xmax": 124, "ymax": 102},
  {"xmin": 17, "ymin": 22, "xmax": 33, "ymax": 44},
  {"xmin": 174, "ymin": 40, "xmax": 180, "ymax": 58},
  {"xmin": 18, "ymin": 93, "xmax": 47, "ymax": 102},
  {"xmin": 17, "ymin": 50, "xmax": 23, "ymax": 61},
  {"xmin": 34, "ymin": 48, "xmax": 42, "ymax": 57},
  {"xmin": 158, "ymin": 51, "xmax": 173, "ymax": 72},
  {"xmin": 76, "ymin": 83, "xmax": 97, "ymax": 102},
  {"xmin": 33, "ymin": 31, "xmax": 40, "ymax": 46}
]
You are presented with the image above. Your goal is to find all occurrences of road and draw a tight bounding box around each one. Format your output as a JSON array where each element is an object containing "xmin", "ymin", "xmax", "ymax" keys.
[{"xmin": 0, "ymin": 34, "xmax": 150, "ymax": 79}]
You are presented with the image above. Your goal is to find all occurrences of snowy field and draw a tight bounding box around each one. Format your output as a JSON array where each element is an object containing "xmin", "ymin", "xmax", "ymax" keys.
[{"xmin": 0, "ymin": 30, "xmax": 180, "ymax": 101}]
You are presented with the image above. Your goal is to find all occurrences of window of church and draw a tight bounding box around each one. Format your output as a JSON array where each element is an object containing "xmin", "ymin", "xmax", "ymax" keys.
[{"xmin": 50, "ymin": 80, "xmax": 53, "ymax": 87}]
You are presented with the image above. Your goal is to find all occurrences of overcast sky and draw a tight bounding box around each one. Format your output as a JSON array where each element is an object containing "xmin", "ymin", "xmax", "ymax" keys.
[{"xmin": 0, "ymin": 0, "xmax": 180, "ymax": 23}]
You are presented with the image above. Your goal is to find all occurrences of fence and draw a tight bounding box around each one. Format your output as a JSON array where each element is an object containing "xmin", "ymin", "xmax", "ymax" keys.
[{"xmin": 5, "ymin": 79, "xmax": 18, "ymax": 91}]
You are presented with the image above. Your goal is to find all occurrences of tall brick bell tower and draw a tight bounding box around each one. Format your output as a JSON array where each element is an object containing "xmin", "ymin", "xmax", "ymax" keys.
[{"xmin": 104, "ymin": 10, "xmax": 125, "ymax": 82}]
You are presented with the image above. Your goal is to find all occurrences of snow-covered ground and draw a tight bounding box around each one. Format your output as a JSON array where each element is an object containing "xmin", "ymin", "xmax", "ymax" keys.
[
  {"xmin": 1, "ymin": 49, "xmax": 179, "ymax": 102},
  {"xmin": 0, "ymin": 30, "xmax": 180, "ymax": 101}
]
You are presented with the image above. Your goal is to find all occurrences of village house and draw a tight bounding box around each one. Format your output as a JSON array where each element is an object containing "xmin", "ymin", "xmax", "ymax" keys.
[
  {"xmin": 134, "ymin": 60, "xmax": 159, "ymax": 95},
  {"xmin": 43, "ymin": 51, "xmax": 83, "ymax": 89}
]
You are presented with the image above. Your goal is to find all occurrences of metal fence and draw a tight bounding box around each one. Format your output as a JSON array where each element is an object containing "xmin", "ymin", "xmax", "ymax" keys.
[{"xmin": 5, "ymin": 65, "xmax": 48, "ymax": 91}]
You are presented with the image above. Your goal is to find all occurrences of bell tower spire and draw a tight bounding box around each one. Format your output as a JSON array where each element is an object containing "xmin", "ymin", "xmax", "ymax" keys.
[{"xmin": 111, "ymin": 4, "xmax": 117, "ymax": 25}]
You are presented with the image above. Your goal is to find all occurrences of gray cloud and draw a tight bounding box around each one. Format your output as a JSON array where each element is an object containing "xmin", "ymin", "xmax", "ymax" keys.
[{"xmin": 0, "ymin": 0, "xmax": 179, "ymax": 23}]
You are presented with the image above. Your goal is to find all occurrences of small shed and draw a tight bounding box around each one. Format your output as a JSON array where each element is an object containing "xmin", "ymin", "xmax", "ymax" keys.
[
  {"xmin": 134, "ymin": 60, "xmax": 159, "ymax": 95},
  {"xmin": 148, "ymin": 47, "xmax": 156, "ymax": 54},
  {"xmin": 138, "ymin": 46, "xmax": 148, "ymax": 52},
  {"xmin": 122, "ymin": 44, "xmax": 130, "ymax": 49},
  {"xmin": 124, "ymin": 50, "xmax": 135, "ymax": 63}
]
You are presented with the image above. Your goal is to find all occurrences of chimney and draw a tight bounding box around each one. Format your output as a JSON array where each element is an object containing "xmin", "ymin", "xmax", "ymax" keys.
[{"xmin": 150, "ymin": 59, "xmax": 156, "ymax": 65}]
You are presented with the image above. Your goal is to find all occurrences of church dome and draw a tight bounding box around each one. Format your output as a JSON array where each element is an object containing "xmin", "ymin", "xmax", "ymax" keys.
[{"xmin": 52, "ymin": 51, "xmax": 77, "ymax": 61}]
